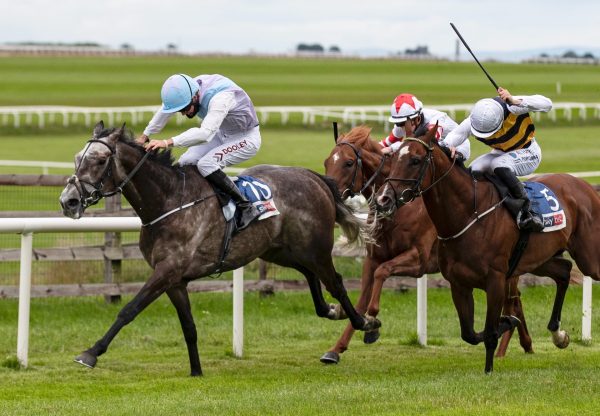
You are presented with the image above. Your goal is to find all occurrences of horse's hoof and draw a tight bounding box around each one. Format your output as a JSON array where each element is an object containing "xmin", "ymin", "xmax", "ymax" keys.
[
  {"xmin": 327, "ymin": 304, "xmax": 348, "ymax": 320},
  {"xmin": 500, "ymin": 315, "xmax": 521, "ymax": 329},
  {"xmin": 320, "ymin": 351, "xmax": 340, "ymax": 364},
  {"xmin": 74, "ymin": 351, "xmax": 97, "ymax": 369},
  {"xmin": 552, "ymin": 331, "xmax": 570, "ymax": 349},
  {"xmin": 363, "ymin": 329, "xmax": 380, "ymax": 344},
  {"xmin": 363, "ymin": 315, "xmax": 381, "ymax": 331}
]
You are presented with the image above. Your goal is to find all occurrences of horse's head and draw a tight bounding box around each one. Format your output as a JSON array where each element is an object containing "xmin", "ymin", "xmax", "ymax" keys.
[
  {"xmin": 323, "ymin": 125, "xmax": 384, "ymax": 199},
  {"xmin": 374, "ymin": 123, "xmax": 440, "ymax": 216},
  {"xmin": 59, "ymin": 121, "xmax": 129, "ymax": 218}
]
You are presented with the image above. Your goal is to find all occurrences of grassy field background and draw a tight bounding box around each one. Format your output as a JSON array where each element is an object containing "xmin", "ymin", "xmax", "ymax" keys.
[{"xmin": 1, "ymin": 55, "xmax": 599, "ymax": 415}]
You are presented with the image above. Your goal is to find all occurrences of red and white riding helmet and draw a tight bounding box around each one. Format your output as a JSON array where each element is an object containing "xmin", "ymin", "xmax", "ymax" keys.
[{"xmin": 388, "ymin": 93, "xmax": 423, "ymax": 123}]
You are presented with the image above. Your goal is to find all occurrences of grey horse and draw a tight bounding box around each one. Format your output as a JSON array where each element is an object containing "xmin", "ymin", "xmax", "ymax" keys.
[{"xmin": 59, "ymin": 121, "xmax": 380, "ymax": 376}]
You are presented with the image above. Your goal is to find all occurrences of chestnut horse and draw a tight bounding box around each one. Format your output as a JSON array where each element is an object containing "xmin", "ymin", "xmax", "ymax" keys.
[
  {"xmin": 322, "ymin": 126, "xmax": 532, "ymax": 364},
  {"xmin": 59, "ymin": 122, "xmax": 380, "ymax": 376},
  {"xmin": 374, "ymin": 124, "xmax": 600, "ymax": 373}
]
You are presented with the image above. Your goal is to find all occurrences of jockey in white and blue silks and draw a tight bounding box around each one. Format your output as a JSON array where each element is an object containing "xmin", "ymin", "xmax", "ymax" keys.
[{"xmin": 139, "ymin": 73, "xmax": 261, "ymax": 229}]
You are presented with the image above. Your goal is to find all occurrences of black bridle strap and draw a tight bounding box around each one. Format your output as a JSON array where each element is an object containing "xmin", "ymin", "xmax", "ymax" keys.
[
  {"xmin": 103, "ymin": 150, "xmax": 152, "ymax": 197},
  {"xmin": 358, "ymin": 153, "xmax": 387, "ymax": 195}
]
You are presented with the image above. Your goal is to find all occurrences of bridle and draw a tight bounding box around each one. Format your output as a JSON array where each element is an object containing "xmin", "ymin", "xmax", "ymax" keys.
[
  {"xmin": 68, "ymin": 138, "xmax": 151, "ymax": 209},
  {"xmin": 336, "ymin": 141, "xmax": 387, "ymax": 199},
  {"xmin": 382, "ymin": 137, "xmax": 455, "ymax": 207}
]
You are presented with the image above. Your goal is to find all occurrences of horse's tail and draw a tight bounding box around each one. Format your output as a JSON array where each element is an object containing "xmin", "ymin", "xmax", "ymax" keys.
[{"xmin": 314, "ymin": 172, "xmax": 368, "ymax": 246}]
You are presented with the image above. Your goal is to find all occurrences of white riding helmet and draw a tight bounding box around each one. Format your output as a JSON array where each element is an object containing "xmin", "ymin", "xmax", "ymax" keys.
[
  {"xmin": 469, "ymin": 98, "xmax": 505, "ymax": 138},
  {"xmin": 388, "ymin": 94, "xmax": 423, "ymax": 123}
]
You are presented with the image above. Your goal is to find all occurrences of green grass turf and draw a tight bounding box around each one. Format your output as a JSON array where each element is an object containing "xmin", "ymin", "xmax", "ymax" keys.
[{"xmin": 0, "ymin": 286, "xmax": 599, "ymax": 415}]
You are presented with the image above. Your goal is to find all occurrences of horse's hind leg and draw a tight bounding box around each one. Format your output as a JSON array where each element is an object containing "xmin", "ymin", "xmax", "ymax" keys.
[
  {"xmin": 74, "ymin": 263, "xmax": 173, "ymax": 369},
  {"xmin": 166, "ymin": 283, "xmax": 202, "ymax": 376},
  {"xmin": 533, "ymin": 256, "xmax": 573, "ymax": 349}
]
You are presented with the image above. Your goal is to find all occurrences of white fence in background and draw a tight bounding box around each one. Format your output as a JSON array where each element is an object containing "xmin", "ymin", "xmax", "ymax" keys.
[
  {"xmin": 2, "ymin": 102, "xmax": 600, "ymax": 129},
  {"xmin": 0, "ymin": 217, "xmax": 245, "ymax": 367}
]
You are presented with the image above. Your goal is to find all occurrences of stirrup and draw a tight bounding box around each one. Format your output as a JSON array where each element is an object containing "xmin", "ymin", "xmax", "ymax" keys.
[{"xmin": 235, "ymin": 202, "xmax": 260, "ymax": 231}]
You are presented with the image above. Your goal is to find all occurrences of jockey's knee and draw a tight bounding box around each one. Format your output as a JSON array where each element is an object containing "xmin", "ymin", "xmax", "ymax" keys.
[{"xmin": 197, "ymin": 162, "xmax": 220, "ymax": 177}]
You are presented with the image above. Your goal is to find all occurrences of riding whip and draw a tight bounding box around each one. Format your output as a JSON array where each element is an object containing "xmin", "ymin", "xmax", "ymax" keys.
[{"xmin": 450, "ymin": 23, "xmax": 500, "ymax": 91}]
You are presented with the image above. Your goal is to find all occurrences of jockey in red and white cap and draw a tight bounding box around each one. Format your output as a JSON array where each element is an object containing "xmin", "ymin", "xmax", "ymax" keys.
[{"xmin": 380, "ymin": 93, "xmax": 471, "ymax": 160}]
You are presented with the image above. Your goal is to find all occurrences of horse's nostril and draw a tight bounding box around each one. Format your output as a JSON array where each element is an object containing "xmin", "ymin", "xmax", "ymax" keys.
[
  {"xmin": 376, "ymin": 195, "xmax": 391, "ymax": 210},
  {"xmin": 67, "ymin": 199, "xmax": 79, "ymax": 208}
]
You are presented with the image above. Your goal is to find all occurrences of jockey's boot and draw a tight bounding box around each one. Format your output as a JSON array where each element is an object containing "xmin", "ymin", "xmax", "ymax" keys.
[
  {"xmin": 494, "ymin": 167, "xmax": 544, "ymax": 232},
  {"xmin": 205, "ymin": 169, "xmax": 260, "ymax": 230}
]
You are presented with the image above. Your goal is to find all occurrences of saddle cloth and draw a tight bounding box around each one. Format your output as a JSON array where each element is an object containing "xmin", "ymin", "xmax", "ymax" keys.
[
  {"xmin": 523, "ymin": 181, "xmax": 566, "ymax": 232},
  {"xmin": 221, "ymin": 175, "xmax": 280, "ymax": 222}
]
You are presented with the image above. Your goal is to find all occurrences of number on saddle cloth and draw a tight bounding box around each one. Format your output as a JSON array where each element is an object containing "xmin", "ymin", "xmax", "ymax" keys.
[
  {"xmin": 523, "ymin": 182, "xmax": 566, "ymax": 232},
  {"xmin": 221, "ymin": 175, "xmax": 280, "ymax": 223}
]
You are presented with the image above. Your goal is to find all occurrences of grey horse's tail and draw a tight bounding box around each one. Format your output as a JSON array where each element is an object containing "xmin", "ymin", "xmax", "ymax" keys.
[{"xmin": 315, "ymin": 172, "xmax": 367, "ymax": 246}]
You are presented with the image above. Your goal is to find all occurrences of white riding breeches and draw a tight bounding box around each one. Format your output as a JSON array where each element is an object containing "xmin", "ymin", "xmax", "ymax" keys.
[
  {"xmin": 178, "ymin": 126, "xmax": 261, "ymax": 176},
  {"xmin": 469, "ymin": 139, "xmax": 542, "ymax": 177}
]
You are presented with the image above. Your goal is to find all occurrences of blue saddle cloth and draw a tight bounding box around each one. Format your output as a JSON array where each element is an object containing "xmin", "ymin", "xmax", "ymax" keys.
[
  {"xmin": 523, "ymin": 181, "xmax": 567, "ymax": 232},
  {"xmin": 233, "ymin": 175, "xmax": 279, "ymax": 218}
]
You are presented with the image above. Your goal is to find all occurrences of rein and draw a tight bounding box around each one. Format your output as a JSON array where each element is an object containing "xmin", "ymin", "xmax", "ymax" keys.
[
  {"xmin": 70, "ymin": 139, "xmax": 213, "ymax": 226},
  {"xmin": 69, "ymin": 139, "xmax": 152, "ymax": 209}
]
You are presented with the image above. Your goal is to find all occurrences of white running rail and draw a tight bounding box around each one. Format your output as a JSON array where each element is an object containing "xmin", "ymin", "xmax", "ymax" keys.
[{"xmin": 0, "ymin": 217, "xmax": 245, "ymax": 367}]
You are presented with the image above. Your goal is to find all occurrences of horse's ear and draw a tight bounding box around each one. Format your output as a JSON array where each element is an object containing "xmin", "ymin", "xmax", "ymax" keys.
[
  {"xmin": 424, "ymin": 122, "xmax": 438, "ymax": 145},
  {"xmin": 93, "ymin": 120, "xmax": 104, "ymax": 138}
]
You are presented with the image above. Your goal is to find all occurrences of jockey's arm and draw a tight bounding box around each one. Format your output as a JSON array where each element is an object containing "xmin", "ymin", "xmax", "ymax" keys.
[
  {"xmin": 172, "ymin": 92, "xmax": 236, "ymax": 147},
  {"xmin": 440, "ymin": 118, "xmax": 470, "ymax": 148},
  {"xmin": 139, "ymin": 111, "xmax": 175, "ymax": 143},
  {"xmin": 379, "ymin": 125, "xmax": 405, "ymax": 149},
  {"xmin": 507, "ymin": 95, "xmax": 553, "ymax": 115}
]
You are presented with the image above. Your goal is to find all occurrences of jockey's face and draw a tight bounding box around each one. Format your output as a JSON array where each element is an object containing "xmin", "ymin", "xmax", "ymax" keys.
[
  {"xmin": 180, "ymin": 93, "xmax": 200, "ymax": 119},
  {"xmin": 403, "ymin": 115, "xmax": 421, "ymax": 137}
]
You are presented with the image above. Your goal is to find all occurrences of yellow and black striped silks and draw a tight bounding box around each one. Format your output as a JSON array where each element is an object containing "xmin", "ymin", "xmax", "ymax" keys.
[{"xmin": 475, "ymin": 99, "xmax": 536, "ymax": 152}]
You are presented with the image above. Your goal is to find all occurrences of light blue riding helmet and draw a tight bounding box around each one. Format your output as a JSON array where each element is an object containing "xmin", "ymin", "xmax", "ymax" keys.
[{"xmin": 160, "ymin": 74, "xmax": 200, "ymax": 113}]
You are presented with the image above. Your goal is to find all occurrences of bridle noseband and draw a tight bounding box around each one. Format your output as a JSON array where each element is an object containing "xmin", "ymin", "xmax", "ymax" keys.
[
  {"xmin": 69, "ymin": 138, "xmax": 151, "ymax": 209},
  {"xmin": 382, "ymin": 137, "xmax": 455, "ymax": 207}
]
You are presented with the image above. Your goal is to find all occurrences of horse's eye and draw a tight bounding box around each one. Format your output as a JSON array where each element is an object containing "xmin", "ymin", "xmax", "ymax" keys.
[
  {"xmin": 345, "ymin": 160, "xmax": 354, "ymax": 167},
  {"xmin": 410, "ymin": 157, "xmax": 421, "ymax": 166}
]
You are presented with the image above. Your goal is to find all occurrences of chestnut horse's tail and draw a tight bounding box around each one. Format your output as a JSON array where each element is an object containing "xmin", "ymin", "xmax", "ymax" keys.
[{"xmin": 317, "ymin": 173, "xmax": 368, "ymax": 246}]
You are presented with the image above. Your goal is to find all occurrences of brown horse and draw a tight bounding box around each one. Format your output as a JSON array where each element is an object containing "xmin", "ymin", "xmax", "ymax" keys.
[
  {"xmin": 59, "ymin": 121, "xmax": 380, "ymax": 376},
  {"xmin": 374, "ymin": 124, "xmax": 600, "ymax": 373},
  {"xmin": 322, "ymin": 126, "xmax": 532, "ymax": 364}
]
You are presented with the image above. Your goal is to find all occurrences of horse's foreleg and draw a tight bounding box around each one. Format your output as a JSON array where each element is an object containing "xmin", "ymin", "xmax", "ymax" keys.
[
  {"xmin": 321, "ymin": 258, "xmax": 378, "ymax": 364},
  {"xmin": 366, "ymin": 247, "xmax": 422, "ymax": 318},
  {"xmin": 74, "ymin": 263, "xmax": 173, "ymax": 369},
  {"xmin": 483, "ymin": 275, "xmax": 519, "ymax": 374},
  {"xmin": 166, "ymin": 283, "xmax": 202, "ymax": 376},
  {"xmin": 496, "ymin": 276, "xmax": 533, "ymax": 357}
]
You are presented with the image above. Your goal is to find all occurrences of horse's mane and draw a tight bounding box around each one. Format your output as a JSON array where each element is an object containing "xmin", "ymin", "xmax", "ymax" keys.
[
  {"xmin": 339, "ymin": 125, "xmax": 382, "ymax": 154},
  {"xmin": 434, "ymin": 138, "xmax": 469, "ymax": 172},
  {"xmin": 97, "ymin": 127, "xmax": 177, "ymax": 169}
]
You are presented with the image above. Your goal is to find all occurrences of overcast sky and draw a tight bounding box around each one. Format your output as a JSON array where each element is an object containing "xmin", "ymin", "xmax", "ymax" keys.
[{"xmin": 3, "ymin": 0, "xmax": 599, "ymax": 58}]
